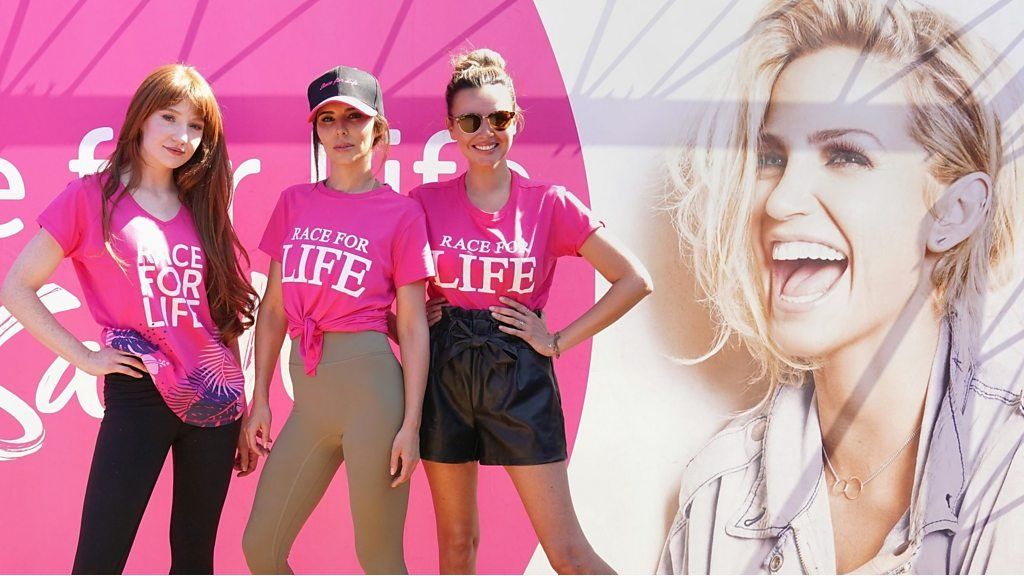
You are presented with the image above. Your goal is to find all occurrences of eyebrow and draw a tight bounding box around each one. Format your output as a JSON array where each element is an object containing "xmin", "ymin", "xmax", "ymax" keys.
[{"xmin": 807, "ymin": 128, "xmax": 883, "ymax": 147}]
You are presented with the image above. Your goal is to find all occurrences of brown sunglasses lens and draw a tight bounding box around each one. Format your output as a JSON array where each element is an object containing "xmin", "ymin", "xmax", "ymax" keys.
[
  {"xmin": 456, "ymin": 114, "xmax": 482, "ymax": 133},
  {"xmin": 456, "ymin": 111, "xmax": 516, "ymax": 133},
  {"xmin": 489, "ymin": 111, "xmax": 515, "ymax": 130}
]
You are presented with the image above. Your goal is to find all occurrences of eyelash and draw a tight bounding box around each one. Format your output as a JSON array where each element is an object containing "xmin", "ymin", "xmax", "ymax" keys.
[
  {"xmin": 757, "ymin": 147, "xmax": 786, "ymax": 170},
  {"xmin": 162, "ymin": 114, "xmax": 202, "ymax": 131},
  {"xmin": 319, "ymin": 113, "xmax": 365, "ymax": 124},
  {"xmin": 756, "ymin": 141, "xmax": 873, "ymax": 172},
  {"xmin": 825, "ymin": 140, "xmax": 872, "ymax": 168}
]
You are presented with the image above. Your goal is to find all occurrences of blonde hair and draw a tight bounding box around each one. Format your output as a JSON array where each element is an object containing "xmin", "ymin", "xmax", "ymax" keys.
[
  {"xmin": 672, "ymin": 0, "xmax": 1023, "ymax": 392},
  {"xmin": 445, "ymin": 48, "xmax": 520, "ymax": 117}
]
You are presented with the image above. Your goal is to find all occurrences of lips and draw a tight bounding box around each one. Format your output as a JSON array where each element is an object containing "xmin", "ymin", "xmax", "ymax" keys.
[
  {"xmin": 163, "ymin": 145, "xmax": 185, "ymax": 156},
  {"xmin": 472, "ymin": 142, "xmax": 498, "ymax": 151},
  {"xmin": 771, "ymin": 240, "xmax": 848, "ymax": 305}
]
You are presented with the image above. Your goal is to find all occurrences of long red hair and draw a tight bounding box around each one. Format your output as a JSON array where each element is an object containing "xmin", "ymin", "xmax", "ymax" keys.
[{"xmin": 98, "ymin": 64, "xmax": 256, "ymax": 342}]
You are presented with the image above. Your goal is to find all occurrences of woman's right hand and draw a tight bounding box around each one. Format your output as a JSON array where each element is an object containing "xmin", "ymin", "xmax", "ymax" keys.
[
  {"xmin": 245, "ymin": 400, "xmax": 273, "ymax": 457},
  {"xmin": 426, "ymin": 297, "xmax": 447, "ymax": 327},
  {"xmin": 80, "ymin": 347, "xmax": 148, "ymax": 378}
]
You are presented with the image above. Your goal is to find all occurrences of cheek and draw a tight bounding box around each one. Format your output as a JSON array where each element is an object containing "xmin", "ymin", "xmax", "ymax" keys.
[
  {"xmin": 838, "ymin": 189, "xmax": 930, "ymax": 287},
  {"xmin": 359, "ymin": 123, "xmax": 376, "ymax": 147},
  {"xmin": 750, "ymin": 179, "xmax": 775, "ymax": 259}
]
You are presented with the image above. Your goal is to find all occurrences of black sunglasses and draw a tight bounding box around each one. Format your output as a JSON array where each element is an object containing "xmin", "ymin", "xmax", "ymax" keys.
[{"xmin": 451, "ymin": 110, "xmax": 516, "ymax": 134}]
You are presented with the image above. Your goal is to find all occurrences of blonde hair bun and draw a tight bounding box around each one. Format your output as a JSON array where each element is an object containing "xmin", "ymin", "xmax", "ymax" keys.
[
  {"xmin": 445, "ymin": 48, "xmax": 517, "ymax": 114},
  {"xmin": 454, "ymin": 49, "xmax": 506, "ymax": 73}
]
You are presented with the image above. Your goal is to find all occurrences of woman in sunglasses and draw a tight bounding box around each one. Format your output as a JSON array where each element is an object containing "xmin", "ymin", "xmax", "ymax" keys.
[{"xmin": 409, "ymin": 48, "xmax": 653, "ymax": 574}]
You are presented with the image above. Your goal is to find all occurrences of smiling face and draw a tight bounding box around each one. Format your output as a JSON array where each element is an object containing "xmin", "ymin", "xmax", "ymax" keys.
[
  {"xmin": 447, "ymin": 84, "xmax": 517, "ymax": 169},
  {"xmin": 753, "ymin": 46, "xmax": 940, "ymax": 359},
  {"xmin": 315, "ymin": 101, "xmax": 376, "ymax": 168},
  {"xmin": 139, "ymin": 100, "xmax": 204, "ymax": 172}
]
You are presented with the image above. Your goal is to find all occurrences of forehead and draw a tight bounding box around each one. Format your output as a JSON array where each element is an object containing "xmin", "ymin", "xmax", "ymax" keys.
[
  {"xmin": 764, "ymin": 46, "xmax": 913, "ymax": 142},
  {"xmin": 450, "ymin": 84, "xmax": 515, "ymax": 114},
  {"xmin": 316, "ymin": 101, "xmax": 361, "ymax": 116},
  {"xmin": 162, "ymin": 99, "xmax": 204, "ymax": 121}
]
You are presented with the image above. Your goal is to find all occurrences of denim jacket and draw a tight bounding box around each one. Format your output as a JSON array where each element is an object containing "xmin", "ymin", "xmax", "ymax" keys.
[{"xmin": 659, "ymin": 318, "xmax": 1024, "ymax": 574}]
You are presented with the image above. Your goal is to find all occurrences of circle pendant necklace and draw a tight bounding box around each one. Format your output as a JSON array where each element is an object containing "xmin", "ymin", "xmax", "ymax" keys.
[{"xmin": 821, "ymin": 423, "xmax": 921, "ymax": 501}]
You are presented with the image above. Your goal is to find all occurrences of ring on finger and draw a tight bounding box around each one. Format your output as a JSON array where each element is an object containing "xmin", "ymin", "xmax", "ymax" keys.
[{"xmin": 518, "ymin": 320, "xmax": 525, "ymax": 328}]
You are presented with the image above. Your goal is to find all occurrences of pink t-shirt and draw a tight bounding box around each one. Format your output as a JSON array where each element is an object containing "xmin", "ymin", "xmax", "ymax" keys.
[
  {"xmin": 258, "ymin": 182, "xmax": 434, "ymax": 376},
  {"xmin": 409, "ymin": 171, "xmax": 603, "ymax": 311},
  {"xmin": 37, "ymin": 177, "xmax": 245, "ymax": 427}
]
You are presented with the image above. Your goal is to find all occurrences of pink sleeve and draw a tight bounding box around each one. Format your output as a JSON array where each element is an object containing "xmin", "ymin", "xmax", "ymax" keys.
[
  {"xmin": 258, "ymin": 190, "xmax": 290, "ymax": 262},
  {"xmin": 37, "ymin": 180, "xmax": 88, "ymax": 259},
  {"xmin": 549, "ymin": 187, "xmax": 605, "ymax": 257},
  {"xmin": 391, "ymin": 211, "xmax": 435, "ymax": 288}
]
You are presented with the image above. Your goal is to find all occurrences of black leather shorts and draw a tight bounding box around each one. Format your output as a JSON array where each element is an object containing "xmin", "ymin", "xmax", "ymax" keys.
[{"xmin": 420, "ymin": 306, "xmax": 568, "ymax": 466}]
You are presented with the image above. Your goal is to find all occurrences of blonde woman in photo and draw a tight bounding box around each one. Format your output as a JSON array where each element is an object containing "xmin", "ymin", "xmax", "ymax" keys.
[{"xmin": 659, "ymin": 0, "xmax": 1024, "ymax": 573}]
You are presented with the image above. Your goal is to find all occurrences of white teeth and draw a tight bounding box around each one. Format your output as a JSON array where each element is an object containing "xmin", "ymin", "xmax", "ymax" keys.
[
  {"xmin": 779, "ymin": 290, "xmax": 828, "ymax": 304},
  {"xmin": 473, "ymin": 143, "xmax": 498, "ymax": 151},
  {"xmin": 772, "ymin": 241, "xmax": 845, "ymax": 262}
]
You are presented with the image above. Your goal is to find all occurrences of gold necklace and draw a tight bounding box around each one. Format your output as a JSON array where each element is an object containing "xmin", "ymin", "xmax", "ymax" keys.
[{"xmin": 821, "ymin": 424, "xmax": 921, "ymax": 500}]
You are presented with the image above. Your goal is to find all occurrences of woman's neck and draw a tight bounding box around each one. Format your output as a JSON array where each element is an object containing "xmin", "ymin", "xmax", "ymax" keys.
[
  {"xmin": 813, "ymin": 285, "xmax": 941, "ymax": 477},
  {"xmin": 465, "ymin": 162, "xmax": 511, "ymax": 197},
  {"xmin": 135, "ymin": 164, "xmax": 176, "ymax": 196},
  {"xmin": 326, "ymin": 163, "xmax": 377, "ymax": 194}
]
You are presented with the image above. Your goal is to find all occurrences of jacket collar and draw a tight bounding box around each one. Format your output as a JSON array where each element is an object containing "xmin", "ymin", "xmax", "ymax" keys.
[{"xmin": 727, "ymin": 318, "xmax": 971, "ymax": 541}]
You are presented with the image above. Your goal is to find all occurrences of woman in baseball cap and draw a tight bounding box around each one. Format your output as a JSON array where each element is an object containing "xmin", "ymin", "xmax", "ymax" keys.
[{"xmin": 242, "ymin": 65, "xmax": 432, "ymax": 574}]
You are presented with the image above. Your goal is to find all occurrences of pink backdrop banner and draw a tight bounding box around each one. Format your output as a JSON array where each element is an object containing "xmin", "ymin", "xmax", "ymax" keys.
[{"xmin": 0, "ymin": 1, "xmax": 595, "ymax": 573}]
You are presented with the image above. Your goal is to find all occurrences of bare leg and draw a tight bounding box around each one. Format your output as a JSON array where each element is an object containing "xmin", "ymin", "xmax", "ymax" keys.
[
  {"xmin": 506, "ymin": 462, "xmax": 615, "ymax": 575},
  {"xmin": 423, "ymin": 461, "xmax": 480, "ymax": 574}
]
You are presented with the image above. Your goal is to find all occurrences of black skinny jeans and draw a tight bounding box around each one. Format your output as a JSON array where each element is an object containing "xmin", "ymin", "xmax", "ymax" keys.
[{"xmin": 72, "ymin": 373, "xmax": 241, "ymax": 575}]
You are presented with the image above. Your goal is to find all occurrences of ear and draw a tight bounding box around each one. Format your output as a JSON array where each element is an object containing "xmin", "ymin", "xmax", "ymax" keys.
[
  {"xmin": 927, "ymin": 171, "xmax": 991, "ymax": 253},
  {"xmin": 446, "ymin": 116, "xmax": 456, "ymax": 140},
  {"xmin": 510, "ymin": 108, "xmax": 522, "ymax": 136}
]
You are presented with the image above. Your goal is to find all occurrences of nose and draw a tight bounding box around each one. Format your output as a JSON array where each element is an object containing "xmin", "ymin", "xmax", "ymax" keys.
[
  {"xmin": 763, "ymin": 155, "xmax": 817, "ymax": 221},
  {"xmin": 479, "ymin": 118, "xmax": 495, "ymax": 138},
  {"xmin": 172, "ymin": 126, "xmax": 189, "ymax": 144}
]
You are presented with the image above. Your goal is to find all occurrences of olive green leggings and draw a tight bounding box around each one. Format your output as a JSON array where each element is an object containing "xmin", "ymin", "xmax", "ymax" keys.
[{"xmin": 243, "ymin": 331, "xmax": 408, "ymax": 574}]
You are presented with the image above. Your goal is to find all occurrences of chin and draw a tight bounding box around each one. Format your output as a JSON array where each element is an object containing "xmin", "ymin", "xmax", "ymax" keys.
[{"xmin": 768, "ymin": 317, "xmax": 841, "ymax": 361}]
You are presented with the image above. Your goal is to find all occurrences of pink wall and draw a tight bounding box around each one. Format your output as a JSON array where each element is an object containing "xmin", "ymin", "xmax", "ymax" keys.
[{"xmin": 0, "ymin": 1, "xmax": 594, "ymax": 572}]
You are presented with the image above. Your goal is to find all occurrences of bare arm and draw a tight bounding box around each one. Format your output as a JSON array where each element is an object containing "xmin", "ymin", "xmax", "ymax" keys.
[
  {"xmin": 492, "ymin": 227, "xmax": 653, "ymax": 355},
  {"xmin": 245, "ymin": 259, "xmax": 287, "ymax": 457},
  {"xmin": 0, "ymin": 228, "xmax": 145, "ymax": 377},
  {"xmin": 389, "ymin": 280, "xmax": 430, "ymax": 487}
]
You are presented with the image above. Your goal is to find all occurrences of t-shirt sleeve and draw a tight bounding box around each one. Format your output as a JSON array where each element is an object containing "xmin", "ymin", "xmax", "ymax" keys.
[
  {"xmin": 391, "ymin": 210, "xmax": 435, "ymax": 288},
  {"xmin": 37, "ymin": 179, "xmax": 88, "ymax": 259},
  {"xmin": 549, "ymin": 187, "xmax": 605, "ymax": 257},
  {"xmin": 258, "ymin": 190, "xmax": 290, "ymax": 262}
]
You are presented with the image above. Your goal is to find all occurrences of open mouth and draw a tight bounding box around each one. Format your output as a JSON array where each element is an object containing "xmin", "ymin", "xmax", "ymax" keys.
[
  {"xmin": 772, "ymin": 241, "xmax": 848, "ymax": 305},
  {"xmin": 472, "ymin": 143, "xmax": 498, "ymax": 151}
]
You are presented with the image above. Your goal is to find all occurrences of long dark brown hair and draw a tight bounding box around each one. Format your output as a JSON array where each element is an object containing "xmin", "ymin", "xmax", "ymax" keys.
[{"xmin": 98, "ymin": 64, "xmax": 256, "ymax": 342}]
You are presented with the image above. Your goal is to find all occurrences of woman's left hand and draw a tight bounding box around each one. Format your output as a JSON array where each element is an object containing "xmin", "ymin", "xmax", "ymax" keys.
[
  {"xmin": 490, "ymin": 296, "xmax": 556, "ymax": 357},
  {"xmin": 389, "ymin": 425, "xmax": 420, "ymax": 488},
  {"xmin": 234, "ymin": 416, "xmax": 260, "ymax": 477}
]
